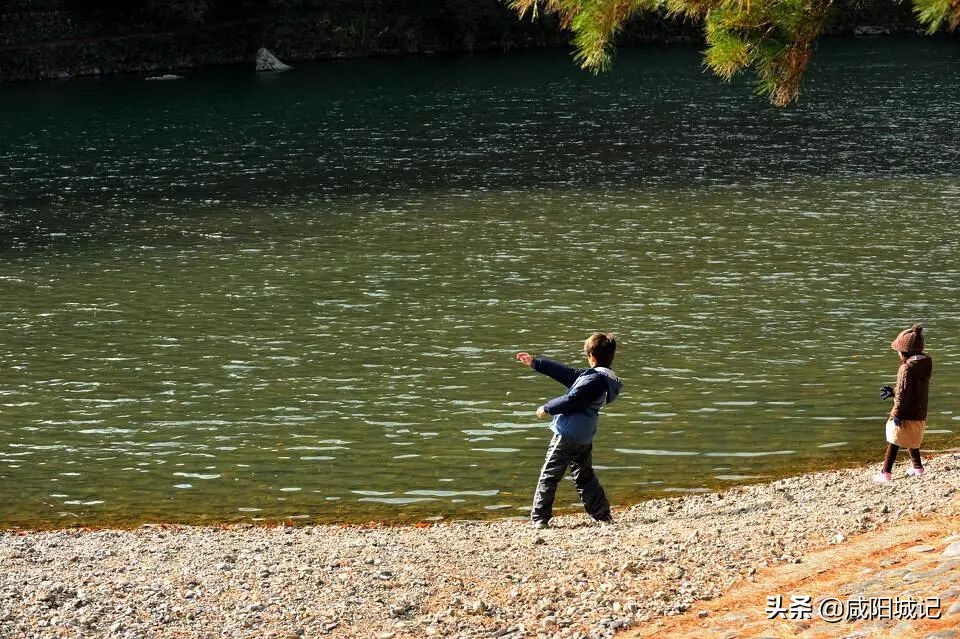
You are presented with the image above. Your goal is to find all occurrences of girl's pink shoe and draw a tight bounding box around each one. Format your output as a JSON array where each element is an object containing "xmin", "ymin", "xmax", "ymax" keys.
[
  {"xmin": 872, "ymin": 470, "xmax": 892, "ymax": 483},
  {"xmin": 906, "ymin": 466, "xmax": 925, "ymax": 477}
]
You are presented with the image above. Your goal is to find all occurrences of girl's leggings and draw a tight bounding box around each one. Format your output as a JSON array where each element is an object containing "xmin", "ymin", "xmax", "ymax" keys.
[{"xmin": 882, "ymin": 444, "xmax": 922, "ymax": 473}]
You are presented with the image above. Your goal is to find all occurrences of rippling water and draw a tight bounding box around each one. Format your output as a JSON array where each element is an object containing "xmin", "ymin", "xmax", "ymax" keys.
[{"xmin": 1, "ymin": 38, "xmax": 959, "ymax": 528}]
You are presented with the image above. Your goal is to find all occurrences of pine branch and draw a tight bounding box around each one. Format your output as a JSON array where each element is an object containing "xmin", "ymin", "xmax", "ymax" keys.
[
  {"xmin": 506, "ymin": 0, "xmax": 956, "ymax": 106},
  {"xmin": 914, "ymin": 0, "xmax": 960, "ymax": 32}
]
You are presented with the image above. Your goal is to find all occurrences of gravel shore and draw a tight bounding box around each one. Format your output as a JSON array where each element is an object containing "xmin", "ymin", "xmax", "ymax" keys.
[{"xmin": 3, "ymin": 452, "xmax": 959, "ymax": 639}]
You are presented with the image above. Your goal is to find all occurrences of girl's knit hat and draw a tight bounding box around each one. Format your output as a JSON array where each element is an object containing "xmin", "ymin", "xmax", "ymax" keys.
[{"xmin": 891, "ymin": 324, "xmax": 924, "ymax": 353}]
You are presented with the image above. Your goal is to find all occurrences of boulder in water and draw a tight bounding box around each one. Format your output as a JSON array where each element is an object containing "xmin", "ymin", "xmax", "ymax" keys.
[
  {"xmin": 256, "ymin": 48, "xmax": 292, "ymax": 73},
  {"xmin": 853, "ymin": 25, "xmax": 890, "ymax": 37},
  {"xmin": 146, "ymin": 74, "xmax": 184, "ymax": 81}
]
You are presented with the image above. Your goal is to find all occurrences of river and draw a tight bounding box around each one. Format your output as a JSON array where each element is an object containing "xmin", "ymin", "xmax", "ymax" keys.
[{"xmin": 1, "ymin": 37, "xmax": 959, "ymax": 528}]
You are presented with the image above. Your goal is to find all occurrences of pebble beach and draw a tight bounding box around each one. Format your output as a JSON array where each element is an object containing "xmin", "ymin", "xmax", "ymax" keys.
[{"xmin": 3, "ymin": 452, "xmax": 959, "ymax": 639}]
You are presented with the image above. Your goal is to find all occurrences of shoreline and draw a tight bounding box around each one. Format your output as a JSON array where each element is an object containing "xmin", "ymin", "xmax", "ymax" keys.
[
  {"xmin": 0, "ymin": 2, "xmax": 925, "ymax": 85},
  {"xmin": 3, "ymin": 451, "xmax": 959, "ymax": 638},
  {"xmin": 1, "ymin": 446, "xmax": 947, "ymax": 533}
]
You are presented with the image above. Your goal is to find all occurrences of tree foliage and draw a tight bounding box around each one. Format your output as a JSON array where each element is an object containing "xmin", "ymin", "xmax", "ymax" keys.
[
  {"xmin": 509, "ymin": 0, "xmax": 960, "ymax": 105},
  {"xmin": 913, "ymin": 0, "xmax": 960, "ymax": 32}
]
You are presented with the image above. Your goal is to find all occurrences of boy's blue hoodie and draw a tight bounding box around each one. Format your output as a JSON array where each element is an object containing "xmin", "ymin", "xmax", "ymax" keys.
[{"xmin": 533, "ymin": 357, "xmax": 622, "ymax": 444}]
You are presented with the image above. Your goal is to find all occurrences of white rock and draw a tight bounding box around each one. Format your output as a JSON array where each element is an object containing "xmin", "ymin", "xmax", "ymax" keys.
[
  {"xmin": 256, "ymin": 48, "xmax": 292, "ymax": 73},
  {"xmin": 908, "ymin": 544, "xmax": 936, "ymax": 553}
]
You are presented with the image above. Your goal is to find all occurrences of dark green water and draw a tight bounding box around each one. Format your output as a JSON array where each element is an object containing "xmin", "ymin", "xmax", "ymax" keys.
[{"xmin": 1, "ymin": 38, "xmax": 959, "ymax": 529}]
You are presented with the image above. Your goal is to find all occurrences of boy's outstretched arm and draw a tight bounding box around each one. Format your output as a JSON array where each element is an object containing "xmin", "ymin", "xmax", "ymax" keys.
[{"xmin": 515, "ymin": 352, "xmax": 584, "ymax": 388}]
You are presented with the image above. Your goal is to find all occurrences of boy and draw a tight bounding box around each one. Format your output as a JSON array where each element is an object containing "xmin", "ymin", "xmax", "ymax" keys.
[{"xmin": 515, "ymin": 332, "xmax": 622, "ymax": 529}]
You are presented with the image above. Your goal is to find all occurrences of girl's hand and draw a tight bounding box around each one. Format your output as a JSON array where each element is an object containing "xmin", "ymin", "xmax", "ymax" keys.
[
  {"xmin": 536, "ymin": 406, "xmax": 548, "ymax": 419},
  {"xmin": 516, "ymin": 352, "xmax": 534, "ymax": 367}
]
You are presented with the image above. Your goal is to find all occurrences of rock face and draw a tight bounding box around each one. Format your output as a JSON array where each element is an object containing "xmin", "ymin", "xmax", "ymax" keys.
[{"xmin": 255, "ymin": 48, "xmax": 291, "ymax": 72}]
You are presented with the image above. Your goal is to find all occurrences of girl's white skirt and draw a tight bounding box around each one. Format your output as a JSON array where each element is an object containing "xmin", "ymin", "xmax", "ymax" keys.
[{"xmin": 886, "ymin": 418, "xmax": 926, "ymax": 449}]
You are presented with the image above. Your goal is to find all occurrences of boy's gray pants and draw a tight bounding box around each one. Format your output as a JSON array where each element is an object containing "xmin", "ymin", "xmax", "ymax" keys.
[{"xmin": 531, "ymin": 433, "xmax": 611, "ymax": 524}]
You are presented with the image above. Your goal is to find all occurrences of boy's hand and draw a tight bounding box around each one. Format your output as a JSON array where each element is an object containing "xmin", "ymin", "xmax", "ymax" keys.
[
  {"xmin": 880, "ymin": 385, "xmax": 894, "ymax": 400},
  {"xmin": 516, "ymin": 352, "xmax": 534, "ymax": 367},
  {"xmin": 536, "ymin": 406, "xmax": 548, "ymax": 419}
]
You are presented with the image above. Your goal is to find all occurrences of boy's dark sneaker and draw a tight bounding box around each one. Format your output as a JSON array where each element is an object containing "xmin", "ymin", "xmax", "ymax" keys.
[
  {"xmin": 596, "ymin": 516, "xmax": 614, "ymax": 527},
  {"xmin": 531, "ymin": 520, "xmax": 549, "ymax": 530}
]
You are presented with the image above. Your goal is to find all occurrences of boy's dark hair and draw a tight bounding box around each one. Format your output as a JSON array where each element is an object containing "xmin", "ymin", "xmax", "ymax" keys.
[{"xmin": 585, "ymin": 332, "xmax": 616, "ymax": 367}]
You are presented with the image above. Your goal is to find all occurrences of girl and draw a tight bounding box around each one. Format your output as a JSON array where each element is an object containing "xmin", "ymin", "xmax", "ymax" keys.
[{"xmin": 875, "ymin": 324, "xmax": 933, "ymax": 482}]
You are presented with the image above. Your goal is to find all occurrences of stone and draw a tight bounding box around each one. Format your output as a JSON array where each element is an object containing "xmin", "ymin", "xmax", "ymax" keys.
[
  {"xmin": 909, "ymin": 560, "xmax": 960, "ymax": 580},
  {"xmin": 256, "ymin": 48, "xmax": 292, "ymax": 73},
  {"xmin": 924, "ymin": 632, "xmax": 958, "ymax": 639},
  {"xmin": 947, "ymin": 602, "xmax": 960, "ymax": 616},
  {"xmin": 847, "ymin": 578, "xmax": 881, "ymax": 595},
  {"xmin": 854, "ymin": 25, "xmax": 891, "ymax": 36},
  {"xmin": 908, "ymin": 544, "xmax": 937, "ymax": 553},
  {"xmin": 942, "ymin": 542, "xmax": 960, "ymax": 558},
  {"xmin": 468, "ymin": 600, "xmax": 487, "ymax": 614},
  {"xmin": 666, "ymin": 566, "xmax": 685, "ymax": 580}
]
